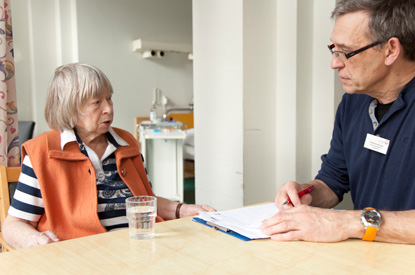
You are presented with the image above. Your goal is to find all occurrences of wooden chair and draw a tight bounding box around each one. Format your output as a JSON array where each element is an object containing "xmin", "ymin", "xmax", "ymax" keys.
[
  {"xmin": 134, "ymin": 113, "xmax": 193, "ymax": 140},
  {"xmin": 134, "ymin": 117, "xmax": 149, "ymax": 140},
  {"xmin": 167, "ymin": 113, "xmax": 195, "ymax": 180},
  {"xmin": 0, "ymin": 165, "xmax": 21, "ymax": 252},
  {"xmin": 166, "ymin": 113, "xmax": 194, "ymax": 130},
  {"xmin": 134, "ymin": 117, "xmax": 150, "ymax": 150}
]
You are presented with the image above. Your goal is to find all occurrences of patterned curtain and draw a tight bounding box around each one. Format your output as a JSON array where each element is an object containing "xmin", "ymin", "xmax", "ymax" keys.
[{"xmin": 0, "ymin": 0, "xmax": 18, "ymax": 167}]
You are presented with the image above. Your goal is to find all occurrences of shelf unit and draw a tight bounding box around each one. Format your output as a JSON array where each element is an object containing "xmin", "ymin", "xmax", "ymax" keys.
[{"xmin": 133, "ymin": 39, "xmax": 192, "ymax": 59}]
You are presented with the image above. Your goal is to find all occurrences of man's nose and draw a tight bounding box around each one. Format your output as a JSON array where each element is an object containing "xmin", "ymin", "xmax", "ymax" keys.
[{"xmin": 330, "ymin": 54, "xmax": 345, "ymax": 70}]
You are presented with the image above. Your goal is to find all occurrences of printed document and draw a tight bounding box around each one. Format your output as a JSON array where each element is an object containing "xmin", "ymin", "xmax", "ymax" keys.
[{"xmin": 197, "ymin": 203, "xmax": 279, "ymax": 239}]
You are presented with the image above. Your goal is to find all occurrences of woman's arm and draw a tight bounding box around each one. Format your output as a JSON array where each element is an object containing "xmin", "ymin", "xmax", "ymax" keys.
[
  {"xmin": 2, "ymin": 215, "xmax": 59, "ymax": 249},
  {"xmin": 156, "ymin": 196, "xmax": 215, "ymax": 220}
]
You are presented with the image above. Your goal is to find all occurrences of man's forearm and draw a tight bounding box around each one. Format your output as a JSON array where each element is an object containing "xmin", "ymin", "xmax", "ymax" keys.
[
  {"xmin": 306, "ymin": 182, "xmax": 415, "ymax": 244},
  {"xmin": 375, "ymin": 210, "xmax": 415, "ymax": 244},
  {"xmin": 308, "ymin": 179, "xmax": 340, "ymax": 208}
]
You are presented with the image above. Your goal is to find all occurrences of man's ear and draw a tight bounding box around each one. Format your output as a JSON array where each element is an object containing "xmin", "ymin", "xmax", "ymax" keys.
[{"xmin": 384, "ymin": 37, "xmax": 401, "ymax": 66}]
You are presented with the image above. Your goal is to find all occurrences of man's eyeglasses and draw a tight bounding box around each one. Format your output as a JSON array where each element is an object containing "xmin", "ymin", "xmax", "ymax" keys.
[{"xmin": 328, "ymin": 41, "xmax": 383, "ymax": 61}]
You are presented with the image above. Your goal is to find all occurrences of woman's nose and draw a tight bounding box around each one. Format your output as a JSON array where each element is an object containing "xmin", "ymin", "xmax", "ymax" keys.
[{"xmin": 102, "ymin": 99, "xmax": 113, "ymax": 113}]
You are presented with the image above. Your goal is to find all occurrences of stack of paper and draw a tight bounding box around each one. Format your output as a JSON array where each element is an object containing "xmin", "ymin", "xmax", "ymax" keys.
[{"xmin": 195, "ymin": 203, "xmax": 280, "ymax": 240}]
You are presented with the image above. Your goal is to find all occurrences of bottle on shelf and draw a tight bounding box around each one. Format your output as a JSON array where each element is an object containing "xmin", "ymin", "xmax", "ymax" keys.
[{"xmin": 150, "ymin": 104, "xmax": 157, "ymax": 123}]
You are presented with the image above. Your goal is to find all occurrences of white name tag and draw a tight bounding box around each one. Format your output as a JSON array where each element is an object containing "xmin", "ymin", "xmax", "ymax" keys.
[{"xmin": 364, "ymin": 133, "xmax": 390, "ymax": 155}]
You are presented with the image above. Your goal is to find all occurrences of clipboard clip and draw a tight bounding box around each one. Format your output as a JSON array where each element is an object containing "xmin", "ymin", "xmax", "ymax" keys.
[{"xmin": 206, "ymin": 221, "xmax": 233, "ymax": 233}]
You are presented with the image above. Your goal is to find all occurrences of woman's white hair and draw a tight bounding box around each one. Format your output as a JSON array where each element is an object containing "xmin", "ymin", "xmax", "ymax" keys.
[{"xmin": 45, "ymin": 63, "xmax": 113, "ymax": 132}]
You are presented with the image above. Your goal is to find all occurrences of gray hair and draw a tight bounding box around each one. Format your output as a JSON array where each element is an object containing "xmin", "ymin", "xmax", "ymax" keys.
[
  {"xmin": 45, "ymin": 63, "xmax": 113, "ymax": 132},
  {"xmin": 332, "ymin": 0, "xmax": 415, "ymax": 61}
]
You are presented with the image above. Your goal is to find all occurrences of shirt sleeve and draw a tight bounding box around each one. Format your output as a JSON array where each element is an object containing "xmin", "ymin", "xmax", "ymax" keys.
[
  {"xmin": 315, "ymin": 95, "xmax": 350, "ymax": 202},
  {"xmin": 8, "ymin": 154, "xmax": 45, "ymax": 222}
]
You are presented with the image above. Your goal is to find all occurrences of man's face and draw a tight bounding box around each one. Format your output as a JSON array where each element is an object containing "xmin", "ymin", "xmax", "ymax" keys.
[{"xmin": 330, "ymin": 11, "xmax": 387, "ymax": 95}]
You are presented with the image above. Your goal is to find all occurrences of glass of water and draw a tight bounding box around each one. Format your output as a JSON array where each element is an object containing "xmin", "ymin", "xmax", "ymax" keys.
[{"xmin": 126, "ymin": 196, "xmax": 157, "ymax": 240}]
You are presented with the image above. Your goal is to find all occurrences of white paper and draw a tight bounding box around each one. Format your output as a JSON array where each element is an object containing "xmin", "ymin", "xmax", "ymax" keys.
[{"xmin": 197, "ymin": 203, "xmax": 279, "ymax": 239}]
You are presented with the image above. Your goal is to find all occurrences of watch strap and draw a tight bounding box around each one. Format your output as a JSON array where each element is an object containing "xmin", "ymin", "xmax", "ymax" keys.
[{"xmin": 362, "ymin": 226, "xmax": 377, "ymax": 241}]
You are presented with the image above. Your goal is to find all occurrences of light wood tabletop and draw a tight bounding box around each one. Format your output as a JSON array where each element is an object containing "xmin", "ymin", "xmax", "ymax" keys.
[{"xmin": 1, "ymin": 213, "xmax": 414, "ymax": 274}]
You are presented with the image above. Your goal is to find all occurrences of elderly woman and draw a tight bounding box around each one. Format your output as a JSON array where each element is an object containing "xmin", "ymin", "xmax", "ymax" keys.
[{"xmin": 2, "ymin": 63, "xmax": 215, "ymax": 249}]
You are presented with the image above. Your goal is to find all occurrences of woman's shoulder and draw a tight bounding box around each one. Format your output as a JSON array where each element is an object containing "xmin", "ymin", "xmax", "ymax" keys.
[
  {"xmin": 21, "ymin": 130, "xmax": 61, "ymax": 158},
  {"xmin": 22, "ymin": 130, "xmax": 63, "ymax": 155},
  {"xmin": 111, "ymin": 127, "xmax": 136, "ymax": 144},
  {"xmin": 24, "ymin": 130, "xmax": 59, "ymax": 145}
]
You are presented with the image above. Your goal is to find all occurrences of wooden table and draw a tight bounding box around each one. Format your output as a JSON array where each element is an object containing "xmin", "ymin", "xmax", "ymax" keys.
[{"xmin": 0, "ymin": 215, "xmax": 414, "ymax": 274}]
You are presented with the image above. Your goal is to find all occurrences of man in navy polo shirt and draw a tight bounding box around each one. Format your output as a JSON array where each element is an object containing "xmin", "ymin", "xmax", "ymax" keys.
[{"xmin": 262, "ymin": 0, "xmax": 415, "ymax": 244}]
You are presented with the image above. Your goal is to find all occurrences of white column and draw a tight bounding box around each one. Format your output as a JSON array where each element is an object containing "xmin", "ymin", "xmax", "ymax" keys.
[
  {"xmin": 243, "ymin": 0, "xmax": 277, "ymax": 205},
  {"xmin": 311, "ymin": 0, "xmax": 338, "ymax": 176},
  {"xmin": 275, "ymin": 0, "xmax": 298, "ymax": 190},
  {"xmin": 193, "ymin": 0, "xmax": 244, "ymax": 210}
]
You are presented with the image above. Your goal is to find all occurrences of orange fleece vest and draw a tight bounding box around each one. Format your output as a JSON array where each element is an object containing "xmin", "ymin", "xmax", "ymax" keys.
[{"xmin": 21, "ymin": 128, "xmax": 163, "ymax": 241}]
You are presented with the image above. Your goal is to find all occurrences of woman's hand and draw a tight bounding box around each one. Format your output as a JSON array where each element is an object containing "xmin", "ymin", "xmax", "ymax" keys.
[
  {"xmin": 156, "ymin": 196, "xmax": 216, "ymax": 220},
  {"xmin": 3, "ymin": 215, "xmax": 60, "ymax": 249},
  {"xmin": 35, "ymin": 231, "xmax": 60, "ymax": 246},
  {"xmin": 179, "ymin": 204, "xmax": 216, "ymax": 218}
]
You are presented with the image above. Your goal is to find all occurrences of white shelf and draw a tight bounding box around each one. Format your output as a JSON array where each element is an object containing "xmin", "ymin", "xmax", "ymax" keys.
[
  {"xmin": 133, "ymin": 39, "xmax": 192, "ymax": 59},
  {"xmin": 143, "ymin": 129, "xmax": 186, "ymax": 140}
]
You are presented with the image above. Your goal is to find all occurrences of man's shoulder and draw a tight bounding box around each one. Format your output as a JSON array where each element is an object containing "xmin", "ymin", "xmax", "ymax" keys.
[
  {"xmin": 341, "ymin": 93, "xmax": 371, "ymax": 103},
  {"xmin": 338, "ymin": 93, "xmax": 372, "ymax": 111}
]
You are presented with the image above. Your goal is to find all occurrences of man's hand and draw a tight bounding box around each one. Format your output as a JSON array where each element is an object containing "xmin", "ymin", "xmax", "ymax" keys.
[
  {"xmin": 261, "ymin": 204, "xmax": 362, "ymax": 242},
  {"xmin": 276, "ymin": 181, "xmax": 313, "ymax": 209}
]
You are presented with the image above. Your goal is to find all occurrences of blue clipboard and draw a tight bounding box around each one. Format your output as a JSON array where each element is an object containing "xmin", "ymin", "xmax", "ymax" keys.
[{"xmin": 192, "ymin": 217, "xmax": 252, "ymax": 241}]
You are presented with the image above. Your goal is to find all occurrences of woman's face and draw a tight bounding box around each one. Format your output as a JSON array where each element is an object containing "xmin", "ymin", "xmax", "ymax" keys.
[{"xmin": 75, "ymin": 92, "xmax": 113, "ymax": 140}]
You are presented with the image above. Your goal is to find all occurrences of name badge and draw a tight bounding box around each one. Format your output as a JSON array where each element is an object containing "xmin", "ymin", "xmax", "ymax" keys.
[{"xmin": 364, "ymin": 133, "xmax": 390, "ymax": 155}]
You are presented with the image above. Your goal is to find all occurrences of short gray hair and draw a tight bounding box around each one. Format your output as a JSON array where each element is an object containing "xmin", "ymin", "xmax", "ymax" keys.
[
  {"xmin": 45, "ymin": 63, "xmax": 113, "ymax": 132},
  {"xmin": 332, "ymin": 0, "xmax": 415, "ymax": 61}
]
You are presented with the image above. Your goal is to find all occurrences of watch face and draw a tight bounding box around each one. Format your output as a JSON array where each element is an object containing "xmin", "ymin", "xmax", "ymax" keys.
[{"xmin": 364, "ymin": 209, "xmax": 382, "ymax": 225}]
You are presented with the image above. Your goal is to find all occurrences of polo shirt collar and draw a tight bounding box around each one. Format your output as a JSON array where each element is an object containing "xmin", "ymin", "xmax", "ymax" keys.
[{"xmin": 60, "ymin": 127, "xmax": 128, "ymax": 150}]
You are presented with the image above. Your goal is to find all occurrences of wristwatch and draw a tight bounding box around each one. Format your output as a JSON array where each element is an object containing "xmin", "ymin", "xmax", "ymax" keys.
[{"xmin": 360, "ymin": 207, "xmax": 382, "ymax": 241}]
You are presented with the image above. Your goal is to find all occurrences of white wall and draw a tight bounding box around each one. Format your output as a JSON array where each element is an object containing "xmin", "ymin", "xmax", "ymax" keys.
[
  {"xmin": 11, "ymin": 0, "xmax": 194, "ymax": 136},
  {"xmin": 310, "ymin": 1, "xmax": 339, "ymax": 174},
  {"xmin": 193, "ymin": 0, "xmax": 349, "ymax": 210},
  {"xmin": 10, "ymin": 0, "xmax": 34, "ymax": 122}
]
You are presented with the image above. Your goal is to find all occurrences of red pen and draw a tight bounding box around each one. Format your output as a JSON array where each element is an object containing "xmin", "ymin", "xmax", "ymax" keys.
[{"xmin": 282, "ymin": 185, "xmax": 314, "ymax": 206}]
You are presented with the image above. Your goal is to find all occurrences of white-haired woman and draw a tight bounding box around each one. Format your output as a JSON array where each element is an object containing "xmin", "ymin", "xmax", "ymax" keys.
[{"xmin": 2, "ymin": 63, "xmax": 215, "ymax": 249}]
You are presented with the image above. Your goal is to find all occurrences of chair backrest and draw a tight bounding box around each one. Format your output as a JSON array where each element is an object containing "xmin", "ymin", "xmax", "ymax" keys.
[
  {"xmin": 166, "ymin": 113, "xmax": 194, "ymax": 130},
  {"xmin": 134, "ymin": 117, "xmax": 150, "ymax": 151},
  {"xmin": 0, "ymin": 165, "xmax": 21, "ymax": 252},
  {"xmin": 18, "ymin": 121, "xmax": 35, "ymax": 148},
  {"xmin": 134, "ymin": 117, "xmax": 149, "ymax": 141}
]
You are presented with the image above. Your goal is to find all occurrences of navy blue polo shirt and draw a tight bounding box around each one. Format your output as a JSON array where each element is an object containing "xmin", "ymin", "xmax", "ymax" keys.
[{"xmin": 316, "ymin": 77, "xmax": 415, "ymax": 211}]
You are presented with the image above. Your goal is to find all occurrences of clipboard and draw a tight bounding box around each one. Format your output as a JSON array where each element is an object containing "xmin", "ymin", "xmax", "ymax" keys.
[{"xmin": 192, "ymin": 217, "xmax": 252, "ymax": 241}]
